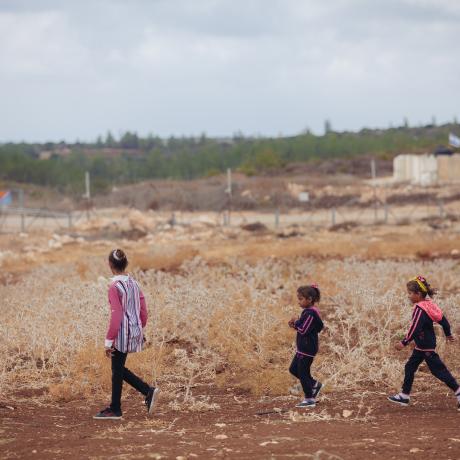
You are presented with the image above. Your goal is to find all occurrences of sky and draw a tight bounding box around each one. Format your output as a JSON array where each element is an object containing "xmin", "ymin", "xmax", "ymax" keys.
[{"xmin": 1, "ymin": 0, "xmax": 459, "ymax": 142}]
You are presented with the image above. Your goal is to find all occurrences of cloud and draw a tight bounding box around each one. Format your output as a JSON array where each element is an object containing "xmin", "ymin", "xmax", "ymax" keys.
[
  {"xmin": 0, "ymin": 10, "xmax": 89, "ymax": 77},
  {"xmin": 0, "ymin": 0, "xmax": 459, "ymax": 141}
]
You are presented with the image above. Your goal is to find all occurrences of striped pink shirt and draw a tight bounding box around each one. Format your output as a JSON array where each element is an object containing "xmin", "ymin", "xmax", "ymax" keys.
[{"xmin": 105, "ymin": 275, "xmax": 147, "ymax": 353}]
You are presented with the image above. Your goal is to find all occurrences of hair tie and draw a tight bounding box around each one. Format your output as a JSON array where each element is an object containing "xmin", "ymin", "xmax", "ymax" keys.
[
  {"xmin": 411, "ymin": 276, "xmax": 428, "ymax": 293},
  {"xmin": 311, "ymin": 283, "xmax": 319, "ymax": 289},
  {"xmin": 113, "ymin": 249, "xmax": 121, "ymax": 261}
]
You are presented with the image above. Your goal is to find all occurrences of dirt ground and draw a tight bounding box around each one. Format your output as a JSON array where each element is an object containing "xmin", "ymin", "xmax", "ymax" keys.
[
  {"xmin": 1, "ymin": 388, "xmax": 460, "ymax": 460},
  {"xmin": 3, "ymin": 210, "xmax": 460, "ymax": 460}
]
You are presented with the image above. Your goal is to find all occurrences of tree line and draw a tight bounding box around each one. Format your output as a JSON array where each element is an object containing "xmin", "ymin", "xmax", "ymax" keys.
[{"xmin": 0, "ymin": 124, "xmax": 457, "ymax": 195}]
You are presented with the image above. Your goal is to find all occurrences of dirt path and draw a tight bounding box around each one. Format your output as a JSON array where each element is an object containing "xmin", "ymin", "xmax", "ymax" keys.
[{"xmin": 2, "ymin": 391, "xmax": 460, "ymax": 460}]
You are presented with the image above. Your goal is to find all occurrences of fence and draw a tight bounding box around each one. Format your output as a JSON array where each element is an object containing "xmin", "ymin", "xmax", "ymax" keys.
[
  {"xmin": 0, "ymin": 207, "xmax": 87, "ymax": 233},
  {"xmin": 217, "ymin": 200, "xmax": 451, "ymax": 230},
  {"xmin": 0, "ymin": 199, "xmax": 456, "ymax": 234}
]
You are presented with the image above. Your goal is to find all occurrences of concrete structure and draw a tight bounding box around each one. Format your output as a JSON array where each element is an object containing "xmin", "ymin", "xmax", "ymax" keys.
[
  {"xmin": 437, "ymin": 154, "xmax": 460, "ymax": 182},
  {"xmin": 393, "ymin": 154, "xmax": 460, "ymax": 185},
  {"xmin": 393, "ymin": 154, "xmax": 438, "ymax": 185}
]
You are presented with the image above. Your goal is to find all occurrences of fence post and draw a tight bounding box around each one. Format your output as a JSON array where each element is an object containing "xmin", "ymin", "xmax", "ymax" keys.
[
  {"xmin": 223, "ymin": 211, "xmax": 230, "ymax": 226},
  {"xmin": 68, "ymin": 212, "xmax": 73, "ymax": 228},
  {"xmin": 19, "ymin": 189, "xmax": 25, "ymax": 233},
  {"xmin": 384, "ymin": 202, "xmax": 389, "ymax": 224},
  {"xmin": 331, "ymin": 208, "xmax": 336, "ymax": 226},
  {"xmin": 438, "ymin": 200, "xmax": 445, "ymax": 218},
  {"xmin": 275, "ymin": 208, "xmax": 280, "ymax": 228}
]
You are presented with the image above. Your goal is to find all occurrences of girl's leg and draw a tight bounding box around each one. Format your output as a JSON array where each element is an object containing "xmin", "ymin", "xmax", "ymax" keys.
[
  {"xmin": 123, "ymin": 366, "xmax": 151, "ymax": 396},
  {"xmin": 111, "ymin": 350, "xmax": 128, "ymax": 414},
  {"xmin": 289, "ymin": 355, "xmax": 300, "ymax": 379},
  {"xmin": 297, "ymin": 356, "xmax": 314, "ymax": 399},
  {"xmin": 402, "ymin": 350, "xmax": 424, "ymax": 395},
  {"xmin": 424, "ymin": 352, "xmax": 460, "ymax": 392}
]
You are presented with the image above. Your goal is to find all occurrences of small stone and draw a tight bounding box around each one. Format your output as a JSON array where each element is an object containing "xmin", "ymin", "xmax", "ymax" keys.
[
  {"xmin": 342, "ymin": 409, "xmax": 353, "ymax": 418},
  {"xmin": 215, "ymin": 434, "xmax": 228, "ymax": 440},
  {"xmin": 260, "ymin": 441, "xmax": 279, "ymax": 446}
]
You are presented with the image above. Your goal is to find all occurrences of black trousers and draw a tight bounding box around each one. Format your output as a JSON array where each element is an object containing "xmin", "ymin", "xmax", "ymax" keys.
[
  {"xmin": 110, "ymin": 349, "xmax": 151, "ymax": 413},
  {"xmin": 289, "ymin": 354, "xmax": 316, "ymax": 399},
  {"xmin": 402, "ymin": 349, "xmax": 459, "ymax": 395}
]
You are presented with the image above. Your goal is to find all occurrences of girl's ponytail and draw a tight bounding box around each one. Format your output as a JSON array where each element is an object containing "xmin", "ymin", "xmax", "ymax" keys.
[{"xmin": 407, "ymin": 275, "xmax": 436, "ymax": 298}]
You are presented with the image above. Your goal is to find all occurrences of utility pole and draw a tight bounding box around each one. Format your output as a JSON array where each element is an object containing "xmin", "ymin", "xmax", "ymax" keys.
[
  {"xmin": 85, "ymin": 171, "xmax": 91, "ymax": 200},
  {"xmin": 19, "ymin": 189, "xmax": 25, "ymax": 233},
  {"xmin": 85, "ymin": 171, "xmax": 91, "ymax": 220},
  {"xmin": 225, "ymin": 168, "xmax": 232, "ymax": 226},
  {"xmin": 371, "ymin": 159, "xmax": 378, "ymax": 223}
]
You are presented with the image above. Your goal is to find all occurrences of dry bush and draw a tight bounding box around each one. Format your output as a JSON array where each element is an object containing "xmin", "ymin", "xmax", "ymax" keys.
[
  {"xmin": 130, "ymin": 245, "xmax": 199, "ymax": 272},
  {"xmin": 2, "ymin": 255, "xmax": 460, "ymax": 404}
]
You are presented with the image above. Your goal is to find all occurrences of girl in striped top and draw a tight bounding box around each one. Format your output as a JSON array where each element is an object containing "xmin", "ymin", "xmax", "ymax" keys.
[
  {"xmin": 388, "ymin": 276, "xmax": 460, "ymax": 409},
  {"xmin": 94, "ymin": 249, "xmax": 159, "ymax": 419},
  {"xmin": 288, "ymin": 284, "xmax": 324, "ymax": 408}
]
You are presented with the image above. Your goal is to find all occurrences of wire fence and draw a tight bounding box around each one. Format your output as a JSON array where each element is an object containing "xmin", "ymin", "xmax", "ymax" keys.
[
  {"xmin": 0, "ymin": 207, "xmax": 87, "ymax": 233},
  {"xmin": 0, "ymin": 198, "xmax": 455, "ymax": 234}
]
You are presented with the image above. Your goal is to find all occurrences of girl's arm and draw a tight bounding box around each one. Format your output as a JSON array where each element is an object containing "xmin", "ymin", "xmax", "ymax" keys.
[
  {"xmin": 294, "ymin": 313, "xmax": 314, "ymax": 336},
  {"xmin": 105, "ymin": 284, "xmax": 123, "ymax": 348},
  {"xmin": 140, "ymin": 290, "xmax": 148, "ymax": 328},
  {"xmin": 438, "ymin": 315, "xmax": 452, "ymax": 338},
  {"xmin": 317, "ymin": 316, "xmax": 324, "ymax": 333},
  {"xmin": 401, "ymin": 306, "xmax": 423, "ymax": 346}
]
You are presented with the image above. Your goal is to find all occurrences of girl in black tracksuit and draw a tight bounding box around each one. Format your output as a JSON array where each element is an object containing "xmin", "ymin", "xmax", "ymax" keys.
[
  {"xmin": 289, "ymin": 284, "xmax": 324, "ymax": 408},
  {"xmin": 388, "ymin": 276, "xmax": 460, "ymax": 409}
]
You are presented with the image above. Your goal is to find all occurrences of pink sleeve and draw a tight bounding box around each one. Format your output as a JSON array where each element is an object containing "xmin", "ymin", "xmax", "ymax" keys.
[
  {"xmin": 140, "ymin": 290, "xmax": 148, "ymax": 328},
  {"xmin": 106, "ymin": 284, "xmax": 123, "ymax": 342}
]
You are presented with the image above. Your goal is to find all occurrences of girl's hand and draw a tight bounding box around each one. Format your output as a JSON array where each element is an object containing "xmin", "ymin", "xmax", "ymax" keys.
[
  {"xmin": 105, "ymin": 347, "xmax": 115, "ymax": 358},
  {"xmin": 288, "ymin": 317, "xmax": 296, "ymax": 328},
  {"xmin": 446, "ymin": 335, "xmax": 455, "ymax": 343},
  {"xmin": 394, "ymin": 341, "xmax": 404, "ymax": 351}
]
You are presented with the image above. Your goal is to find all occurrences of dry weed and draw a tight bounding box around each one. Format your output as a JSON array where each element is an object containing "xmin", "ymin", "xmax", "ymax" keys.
[{"xmin": 2, "ymin": 255, "xmax": 460, "ymax": 403}]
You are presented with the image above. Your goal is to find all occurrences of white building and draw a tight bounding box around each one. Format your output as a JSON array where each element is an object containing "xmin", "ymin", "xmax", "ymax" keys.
[{"xmin": 393, "ymin": 154, "xmax": 460, "ymax": 185}]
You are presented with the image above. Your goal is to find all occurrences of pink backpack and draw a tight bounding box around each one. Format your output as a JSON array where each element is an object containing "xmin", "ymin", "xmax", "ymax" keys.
[{"xmin": 417, "ymin": 300, "xmax": 443, "ymax": 322}]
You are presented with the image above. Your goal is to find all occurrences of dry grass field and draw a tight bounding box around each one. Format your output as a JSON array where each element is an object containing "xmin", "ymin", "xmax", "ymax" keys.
[{"xmin": 2, "ymin": 210, "xmax": 460, "ymax": 459}]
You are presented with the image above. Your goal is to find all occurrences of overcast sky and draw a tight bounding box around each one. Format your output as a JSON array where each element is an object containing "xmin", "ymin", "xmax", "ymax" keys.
[{"xmin": 1, "ymin": 0, "xmax": 459, "ymax": 142}]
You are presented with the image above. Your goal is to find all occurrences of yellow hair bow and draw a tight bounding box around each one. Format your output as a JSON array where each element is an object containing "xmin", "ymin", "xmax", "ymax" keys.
[{"xmin": 411, "ymin": 276, "xmax": 428, "ymax": 293}]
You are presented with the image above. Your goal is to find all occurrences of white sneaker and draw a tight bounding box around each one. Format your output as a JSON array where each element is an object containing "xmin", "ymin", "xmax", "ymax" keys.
[
  {"xmin": 145, "ymin": 387, "xmax": 160, "ymax": 414},
  {"xmin": 295, "ymin": 399, "xmax": 316, "ymax": 408}
]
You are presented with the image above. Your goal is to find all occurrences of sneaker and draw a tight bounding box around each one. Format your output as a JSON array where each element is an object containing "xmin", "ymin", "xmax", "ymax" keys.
[
  {"xmin": 93, "ymin": 407, "xmax": 122, "ymax": 419},
  {"xmin": 457, "ymin": 402, "xmax": 460, "ymax": 412},
  {"xmin": 387, "ymin": 394, "xmax": 410, "ymax": 406},
  {"xmin": 312, "ymin": 382, "xmax": 323, "ymax": 398},
  {"xmin": 145, "ymin": 387, "xmax": 160, "ymax": 414},
  {"xmin": 295, "ymin": 399, "xmax": 316, "ymax": 408}
]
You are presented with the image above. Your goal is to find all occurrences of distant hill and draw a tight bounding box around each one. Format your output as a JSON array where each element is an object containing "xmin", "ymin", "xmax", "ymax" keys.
[{"xmin": 0, "ymin": 124, "xmax": 458, "ymax": 195}]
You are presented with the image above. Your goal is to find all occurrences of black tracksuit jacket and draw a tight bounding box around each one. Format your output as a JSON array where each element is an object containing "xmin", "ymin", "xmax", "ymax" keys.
[{"xmin": 294, "ymin": 307, "xmax": 324, "ymax": 357}]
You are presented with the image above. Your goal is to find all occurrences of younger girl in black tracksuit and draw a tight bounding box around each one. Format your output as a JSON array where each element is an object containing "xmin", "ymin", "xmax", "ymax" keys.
[
  {"xmin": 388, "ymin": 276, "xmax": 460, "ymax": 410},
  {"xmin": 289, "ymin": 284, "xmax": 324, "ymax": 408}
]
